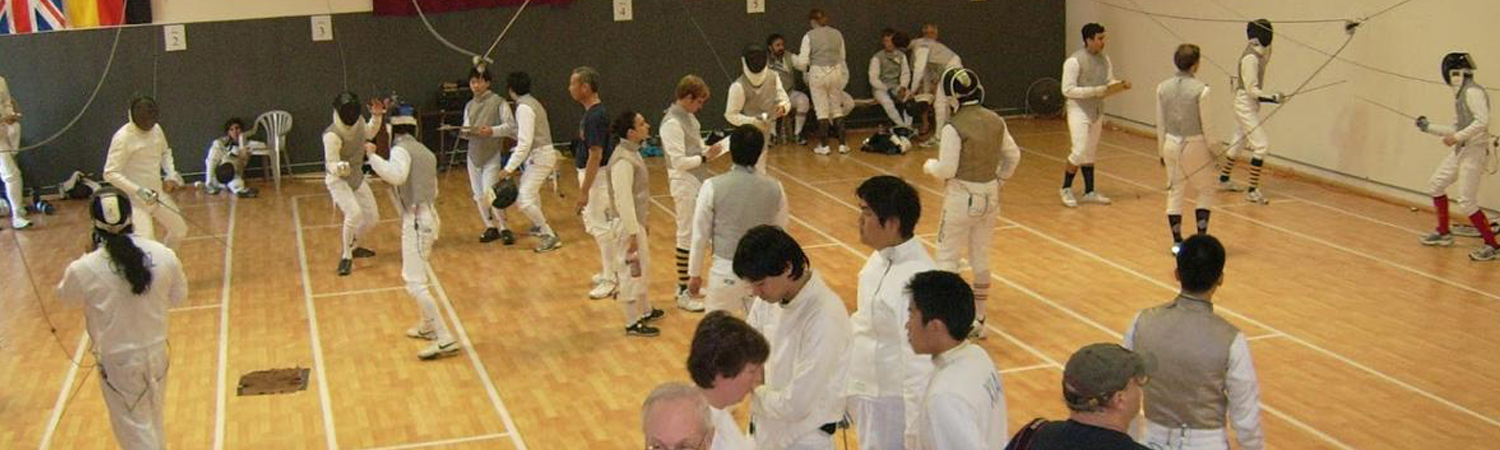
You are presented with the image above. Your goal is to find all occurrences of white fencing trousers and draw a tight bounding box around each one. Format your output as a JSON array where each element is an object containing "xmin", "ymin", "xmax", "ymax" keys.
[
  {"xmin": 1, "ymin": 150, "xmax": 26, "ymax": 223},
  {"xmin": 807, "ymin": 65, "xmax": 850, "ymax": 120},
  {"xmin": 326, "ymin": 176, "xmax": 379, "ymax": 259},
  {"xmin": 126, "ymin": 191, "xmax": 187, "ymax": 248},
  {"xmin": 515, "ymin": 149, "xmax": 557, "ymax": 233},
  {"xmin": 873, "ymin": 88, "xmax": 911, "ymax": 128},
  {"xmin": 97, "ymin": 343, "xmax": 169, "ymax": 450},
  {"xmin": 1143, "ymin": 420, "xmax": 1232, "ymax": 450},
  {"xmin": 706, "ymin": 256, "xmax": 753, "ymax": 315},
  {"xmin": 1428, "ymin": 142, "xmax": 1488, "ymax": 215},
  {"xmin": 790, "ymin": 91, "xmax": 811, "ymax": 115},
  {"xmin": 776, "ymin": 430, "xmax": 834, "ymax": 450},
  {"xmin": 1227, "ymin": 94, "xmax": 1269, "ymax": 160},
  {"xmin": 1163, "ymin": 135, "xmax": 1217, "ymax": 215},
  {"xmin": 579, "ymin": 168, "xmax": 622, "ymax": 281},
  {"xmin": 669, "ymin": 174, "xmax": 703, "ymax": 249},
  {"xmin": 613, "ymin": 230, "xmax": 652, "ymax": 324},
  {"xmin": 468, "ymin": 150, "xmax": 508, "ymax": 229},
  {"xmin": 849, "ymin": 395, "xmax": 904, "ymax": 450},
  {"xmin": 1066, "ymin": 105, "xmax": 1106, "ymax": 166},
  {"xmin": 935, "ymin": 179, "xmax": 999, "ymax": 283},
  {"xmin": 402, "ymin": 204, "xmax": 452, "ymax": 342}
]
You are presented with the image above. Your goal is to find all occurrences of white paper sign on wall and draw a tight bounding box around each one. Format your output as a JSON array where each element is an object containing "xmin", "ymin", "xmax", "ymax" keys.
[
  {"xmin": 614, "ymin": 0, "xmax": 633, "ymax": 22},
  {"xmin": 163, "ymin": 24, "xmax": 186, "ymax": 52},
  {"xmin": 311, "ymin": 15, "xmax": 334, "ymax": 41},
  {"xmin": 748, "ymin": 0, "xmax": 764, "ymax": 14}
]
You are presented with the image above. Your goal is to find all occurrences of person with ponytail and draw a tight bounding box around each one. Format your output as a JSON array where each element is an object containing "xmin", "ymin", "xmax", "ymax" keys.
[{"xmin": 56, "ymin": 187, "xmax": 188, "ymax": 450}]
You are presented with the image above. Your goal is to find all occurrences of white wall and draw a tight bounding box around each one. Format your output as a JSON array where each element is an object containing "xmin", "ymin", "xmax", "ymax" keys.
[
  {"xmin": 150, "ymin": 0, "xmax": 371, "ymax": 24},
  {"xmin": 1066, "ymin": 0, "xmax": 1500, "ymax": 208}
]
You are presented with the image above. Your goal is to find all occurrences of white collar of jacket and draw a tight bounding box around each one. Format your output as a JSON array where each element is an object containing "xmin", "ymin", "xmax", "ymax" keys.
[
  {"xmin": 780, "ymin": 269, "xmax": 823, "ymax": 310},
  {"xmin": 878, "ymin": 237, "xmax": 927, "ymax": 263},
  {"xmin": 933, "ymin": 340, "xmax": 973, "ymax": 367}
]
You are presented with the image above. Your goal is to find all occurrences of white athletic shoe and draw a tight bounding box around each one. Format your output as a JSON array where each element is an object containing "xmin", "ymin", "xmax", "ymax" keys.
[
  {"xmin": 1246, "ymin": 189, "xmax": 1269, "ymax": 205},
  {"xmin": 1470, "ymin": 245, "xmax": 1499, "ymax": 261},
  {"xmin": 589, "ymin": 279, "xmax": 618, "ymax": 300},
  {"xmin": 1420, "ymin": 231, "xmax": 1455, "ymax": 247},
  {"xmin": 1171, "ymin": 242, "xmax": 1182, "ymax": 256},
  {"xmin": 838, "ymin": 145, "xmax": 850, "ymax": 154},
  {"xmin": 534, "ymin": 234, "xmax": 563, "ymax": 253},
  {"xmin": 591, "ymin": 273, "xmax": 607, "ymax": 286},
  {"xmin": 813, "ymin": 145, "xmax": 831, "ymax": 155},
  {"xmin": 418, "ymin": 339, "xmax": 461, "ymax": 360},
  {"xmin": 968, "ymin": 318, "xmax": 988, "ymax": 340},
  {"xmin": 1060, "ymin": 188, "xmax": 1078, "ymax": 208},
  {"xmin": 676, "ymin": 289, "xmax": 705, "ymax": 312},
  {"xmin": 1081, "ymin": 192, "xmax": 1113, "ymax": 205},
  {"xmin": 11, "ymin": 217, "xmax": 33, "ymax": 230},
  {"xmin": 405, "ymin": 324, "xmax": 436, "ymax": 341}
]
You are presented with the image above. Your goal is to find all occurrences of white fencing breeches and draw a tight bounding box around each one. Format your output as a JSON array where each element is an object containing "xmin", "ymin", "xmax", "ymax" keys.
[
  {"xmin": 706, "ymin": 256, "xmax": 753, "ymax": 315},
  {"xmin": 873, "ymin": 88, "xmax": 911, "ymax": 128},
  {"xmin": 469, "ymin": 150, "xmax": 508, "ymax": 229},
  {"xmin": 1066, "ymin": 105, "xmax": 1105, "ymax": 166},
  {"xmin": 936, "ymin": 180, "xmax": 999, "ymax": 283},
  {"xmin": 613, "ymin": 230, "xmax": 652, "ymax": 324},
  {"xmin": 0, "ymin": 150, "xmax": 25, "ymax": 223},
  {"xmin": 1228, "ymin": 94, "xmax": 1269, "ymax": 160},
  {"xmin": 98, "ymin": 344, "xmax": 169, "ymax": 450},
  {"xmin": 1428, "ymin": 142, "xmax": 1488, "ymax": 215},
  {"xmin": 127, "ymin": 191, "xmax": 187, "ymax": 248},
  {"xmin": 517, "ymin": 149, "xmax": 557, "ymax": 233},
  {"xmin": 327, "ymin": 176, "xmax": 379, "ymax": 259},
  {"xmin": 669, "ymin": 174, "xmax": 703, "ymax": 249},
  {"xmin": 402, "ymin": 204, "xmax": 452, "ymax": 342},
  {"xmin": 790, "ymin": 91, "xmax": 811, "ymax": 116},
  {"xmin": 1163, "ymin": 136, "xmax": 1217, "ymax": 215},
  {"xmin": 849, "ymin": 395, "xmax": 905, "ymax": 450},
  {"xmin": 1143, "ymin": 420, "xmax": 1232, "ymax": 450},
  {"xmin": 807, "ymin": 65, "xmax": 850, "ymax": 120},
  {"xmin": 580, "ymin": 168, "xmax": 622, "ymax": 281}
]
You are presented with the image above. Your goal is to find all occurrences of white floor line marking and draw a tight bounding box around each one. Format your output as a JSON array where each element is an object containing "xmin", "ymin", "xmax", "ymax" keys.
[
  {"xmin": 829, "ymin": 155, "xmax": 1361, "ymax": 447},
  {"xmin": 170, "ymin": 303, "xmax": 222, "ymax": 313},
  {"xmin": 184, "ymin": 234, "xmax": 230, "ymax": 242},
  {"xmin": 808, "ymin": 177, "xmax": 872, "ymax": 185},
  {"xmin": 311, "ymin": 286, "xmax": 410, "ymax": 299},
  {"xmin": 291, "ymin": 196, "xmax": 340, "ymax": 450},
  {"xmin": 1247, "ymin": 333, "xmax": 1286, "ymax": 342},
  {"xmin": 212, "ymin": 199, "xmax": 238, "ymax": 450},
  {"xmin": 301, "ymin": 218, "xmax": 399, "ymax": 230},
  {"xmin": 1000, "ymin": 363, "xmax": 1058, "ymax": 374},
  {"xmin": 38, "ymin": 334, "xmax": 90, "ymax": 450},
  {"xmin": 1216, "ymin": 199, "xmax": 1303, "ymax": 209},
  {"xmin": 360, "ymin": 432, "xmax": 510, "ymax": 450}
]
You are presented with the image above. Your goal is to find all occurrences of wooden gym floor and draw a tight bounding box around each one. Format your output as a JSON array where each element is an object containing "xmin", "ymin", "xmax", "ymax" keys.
[{"xmin": 2, "ymin": 117, "xmax": 1498, "ymax": 449}]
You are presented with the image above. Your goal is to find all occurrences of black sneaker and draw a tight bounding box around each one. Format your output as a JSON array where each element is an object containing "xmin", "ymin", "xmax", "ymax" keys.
[
  {"xmin": 352, "ymin": 247, "xmax": 376, "ymax": 258},
  {"xmin": 479, "ymin": 227, "xmax": 501, "ymax": 243},
  {"xmin": 500, "ymin": 229, "xmax": 516, "ymax": 246},
  {"xmin": 337, "ymin": 258, "xmax": 353, "ymax": 276},
  {"xmin": 639, "ymin": 308, "xmax": 666, "ymax": 323},
  {"xmin": 625, "ymin": 321, "xmax": 660, "ymax": 337},
  {"xmin": 235, "ymin": 188, "xmax": 259, "ymax": 198}
]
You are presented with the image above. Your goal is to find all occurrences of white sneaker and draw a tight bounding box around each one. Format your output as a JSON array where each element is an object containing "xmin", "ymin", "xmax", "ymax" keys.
[
  {"xmin": 589, "ymin": 279, "xmax": 618, "ymax": 299},
  {"xmin": 591, "ymin": 273, "xmax": 607, "ymax": 286},
  {"xmin": 1470, "ymin": 245, "xmax": 1499, "ymax": 261},
  {"xmin": 405, "ymin": 324, "xmax": 436, "ymax": 341},
  {"xmin": 1420, "ymin": 231, "xmax": 1455, "ymax": 247},
  {"xmin": 11, "ymin": 217, "xmax": 33, "ymax": 230},
  {"xmin": 838, "ymin": 145, "xmax": 850, "ymax": 154},
  {"xmin": 676, "ymin": 289, "xmax": 705, "ymax": 312},
  {"xmin": 1246, "ymin": 189, "xmax": 1268, "ymax": 204},
  {"xmin": 1171, "ymin": 242, "xmax": 1182, "ymax": 256},
  {"xmin": 417, "ymin": 339, "xmax": 461, "ymax": 360},
  {"xmin": 813, "ymin": 145, "xmax": 831, "ymax": 155},
  {"xmin": 1060, "ymin": 188, "xmax": 1078, "ymax": 208},
  {"xmin": 968, "ymin": 318, "xmax": 988, "ymax": 340},
  {"xmin": 1217, "ymin": 180, "xmax": 1242, "ymax": 192},
  {"xmin": 1081, "ymin": 192, "xmax": 1113, "ymax": 205}
]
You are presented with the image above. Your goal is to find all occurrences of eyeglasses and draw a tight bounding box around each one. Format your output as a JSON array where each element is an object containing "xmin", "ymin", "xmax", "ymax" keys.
[{"xmin": 646, "ymin": 435, "xmax": 708, "ymax": 450}]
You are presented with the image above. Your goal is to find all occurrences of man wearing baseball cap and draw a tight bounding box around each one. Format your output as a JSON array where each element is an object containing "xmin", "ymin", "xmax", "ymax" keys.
[{"xmin": 1022, "ymin": 343, "xmax": 1152, "ymax": 449}]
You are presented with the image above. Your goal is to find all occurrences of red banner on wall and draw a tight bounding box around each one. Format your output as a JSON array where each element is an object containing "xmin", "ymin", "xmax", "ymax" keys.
[{"xmin": 373, "ymin": 0, "xmax": 573, "ymax": 17}]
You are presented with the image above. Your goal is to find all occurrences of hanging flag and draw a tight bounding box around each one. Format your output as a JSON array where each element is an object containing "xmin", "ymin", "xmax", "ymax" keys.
[
  {"xmin": 1, "ymin": 0, "xmax": 150, "ymax": 35},
  {"xmin": 373, "ymin": 0, "xmax": 573, "ymax": 17}
]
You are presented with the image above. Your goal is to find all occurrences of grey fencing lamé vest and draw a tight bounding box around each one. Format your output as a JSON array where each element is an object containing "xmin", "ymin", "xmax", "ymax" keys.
[
  {"xmin": 1134, "ymin": 295, "xmax": 1240, "ymax": 429},
  {"xmin": 515, "ymin": 94, "xmax": 553, "ymax": 153},
  {"xmin": 1455, "ymin": 80, "xmax": 1491, "ymax": 143},
  {"xmin": 1070, "ymin": 49, "xmax": 1109, "ymax": 120},
  {"xmin": 950, "ymin": 105, "xmax": 1006, "ymax": 183},
  {"xmin": 608, "ymin": 139, "xmax": 651, "ymax": 229},
  {"xmin": 394, "ymin": 134, "xmax": 438, "ymax": 209},
  {"xmin": 807, "ymin": 26, "xmax": 844, "ymax": 68},
  {"xmin": 770, "ymin": 53, "xmax": 799, "ymax": 93},
  {"xmin": 876, "ymin": 50, "xmax": 904, "ymax": 89},
  {"xmin": 326, "ymin": 120, "xmax": 368, "ymax": 188},
  {"xmin": 1232, "ymin": 43, "xmax": 1268, "ymax": 92},
  {"xmin": 1159, "ymin": 73, "xmax": 1208, "ymax": 138},
  {"xmin": 736, "ymin": 75, "xmax": 779, "ymax": 120},
  {"xmin": 465, "ymin": 90, "xmax": 507, "ymax": 164},
  {"xmin": 914, "ymin": 38, "xmax": 957, "ymax": 72},
  {"xmin": 663, "ymin": 103, "xmax": 713, "ymax": 182},
  {"xmin": 709, "ymin": 166, "xmax": 782, "ymax": 258}
]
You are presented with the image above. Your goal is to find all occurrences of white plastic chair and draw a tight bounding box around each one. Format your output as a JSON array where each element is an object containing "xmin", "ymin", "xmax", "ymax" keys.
[{"xmin": 247, "ymin": 110, "xmax": 293, "ymax": 189}]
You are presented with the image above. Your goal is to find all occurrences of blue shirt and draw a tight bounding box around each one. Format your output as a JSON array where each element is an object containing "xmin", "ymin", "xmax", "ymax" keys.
[{"xmin": 575, "ymin": 103, "xmax": 615, "ymax": 169}]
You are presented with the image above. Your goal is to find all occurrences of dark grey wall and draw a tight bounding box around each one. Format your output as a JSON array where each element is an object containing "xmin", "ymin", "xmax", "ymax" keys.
[{"xmin": 0, "ymin": 0, "xmax": 1062, "ymax": 188}]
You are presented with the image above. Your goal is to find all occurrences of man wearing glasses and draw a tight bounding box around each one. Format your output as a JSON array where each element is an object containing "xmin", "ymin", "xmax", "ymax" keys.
[
  {"xmin": 1124, "ymin": 234, "xmax": 1264, "ymax": 450},
  {"xmin": 642, "ymin": 382, "xmax": 714, "ymax": 450}
]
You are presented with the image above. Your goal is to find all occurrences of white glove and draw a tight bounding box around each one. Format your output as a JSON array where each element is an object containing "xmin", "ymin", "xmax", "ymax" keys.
[
  {"xmin": 136, "ymin": 187, "xmax": 161, "ymax": 206},
  {"xmin": 333, "ymin": 161, "xmax": 352, "ymax": 177},
  {"xmin": 922, "ymin": 158, "xmax": 939, "ymax": 176}
]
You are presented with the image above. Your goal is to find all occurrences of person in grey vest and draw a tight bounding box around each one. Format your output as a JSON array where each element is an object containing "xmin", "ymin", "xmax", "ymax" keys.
[
  {"xmin": 869, "ymin": 28, "xmax": 913, "ymax": 133},
  {"xmin": 364, "ymin": 104, "xmax": 461, "ymax": 360},
  {"xmin": 322, "ymin": 92, "xmax": 386, "ymax": 276},
  {"xmin": 921, "ymin": 68, "xmax": 1020, "ymax": 339},
  {"xmin": 1124, "ymin": 234, "xmax": 1264, "ymax": 450},
  {"xmin": 0, "ymin": 72, "xmax": 31, "ymax": 229},
  {"xmin": 794, "ymin": 9, "xmax": 851, "ymax": 155},
  {"xmin": 1156, "ymin": 44, "xmax": 1219, "ymax": 256},
  {"xmin": 768, "ymin": 33, "xmax": 812, "ymax": 146},
  {"xmin": 1416, "ymin": 52, "xmax": 1497, "ymax": 260},
  {"xmin": 1219, "ymin": 19, "xmax": 1282, "ymax": 204},
  {"xmin": 725, "ymin": 43, "xmax": 790, "ymax": 174},
  {"xmin": 501, "ymin": 71, "xmax": 563, "ymax": 252},
  {"xmin": 689, "ymin": 125, "xmax": 790, "ymax": 315},
  {"xmin": 906, "ymin": 271, "xmax": 1007, "ymax": 450},
  {"xmin": 1060, "ymin": 23, "xmax": 1130, "ymax": 208},
  {"xmin": 908, "ymin": 23, "xmax": 963, "ymax": 146},
  {"xmin": 664, "ymin": 74, "xmax": 723, "ymax": 312},
  {"xmin": 460, "ymin": 64, "xmax": 520, "ymax": 245},
  {"xmin": 203, "ymin": 117, "xmax": 259, "ymax": 198},
  {"xmin": 609, "ymin": 110, "xmax": 665, "ymax": 336}
]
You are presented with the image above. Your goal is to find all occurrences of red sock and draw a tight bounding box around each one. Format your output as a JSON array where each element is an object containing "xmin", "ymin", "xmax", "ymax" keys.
[
  {"xmin": 1471, "ymin": 211, "xmax": 1498, "ymax": 247},
  {"xmin": 1434, "ymin": 196, "xmax": 1450, "ymax": 234}
]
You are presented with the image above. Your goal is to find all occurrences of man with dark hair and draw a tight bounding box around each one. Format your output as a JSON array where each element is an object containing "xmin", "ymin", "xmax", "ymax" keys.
[
  {"xmin": 847, "ymin": 175, "xmax": 934, "ymax": 450},
  {"xmin": 570, "ymin": 66, "xmax": 621, "ymax": 298},
  {"xmin": 1124, "ymin": 234, "xmax": 1264, "ymax": 450},
  {"xmin": 1022, "ymin": 343, "xmax": 1152, "ymax": 450},
  {"xmin": 690, "ymin": 125, "xmax": 789, "ymax": 315},
  {"xmin": 499, "ymin": 71, "xmax": 562, "ymax": 252},
  {"xmin": 1220, "ymin": 19, "xmax": 1281, "ymax": 204},
  {"xmin": 608, "ymin": 109, "xmax": 664, "ymax": 336},
  {"xmin": 203, "ymin": 117, "xmax": 259, "ymax": 198},
  {"xmin": 869, "ymin": 28, "xmax": 913, "ymax": 133},
  {"xmin": 768, "ymin": 33, "xmax": 811, "ymax": 145},
  {"xmin": 687, "ymin": 311, "xmax": 769, "ymax": 450},
  {"xmin": 904, "ymin": 270, "xmax": 1006, "ymax": 449},
  {"xmin": 1156, "ymin": 44, "xmax": 1218, "ymax": 255},
  {"xmin": 732, "ymin": 225, "xmax": 850, "ymax": 450},
  {"xmin": 1060, "ymin": 22, "xmax": 1130, "ymax": 208},
  {"xmin": 462, "ymin": 64, "xmax": 521, "ymax": 245}
]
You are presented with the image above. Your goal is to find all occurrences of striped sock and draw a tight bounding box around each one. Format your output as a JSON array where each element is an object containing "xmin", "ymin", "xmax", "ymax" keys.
[
  {"xmin": 675, "ymin": 247, "xmax": 690, "ymax": 292},
  {"xmin": 1248, "ymin": 158, "xmax": 1265, "ymax": 190},
  {"xmin": 1220, "ymin": 159, "xmax": 1236, "ymax": 182},
  {"xmin": 1168, "ymin": 214, "xmax": 1183, "ymax": 242},
  {"xmin": 973, "ymin": 282, "xmax": 989, "ymax": 321}
]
